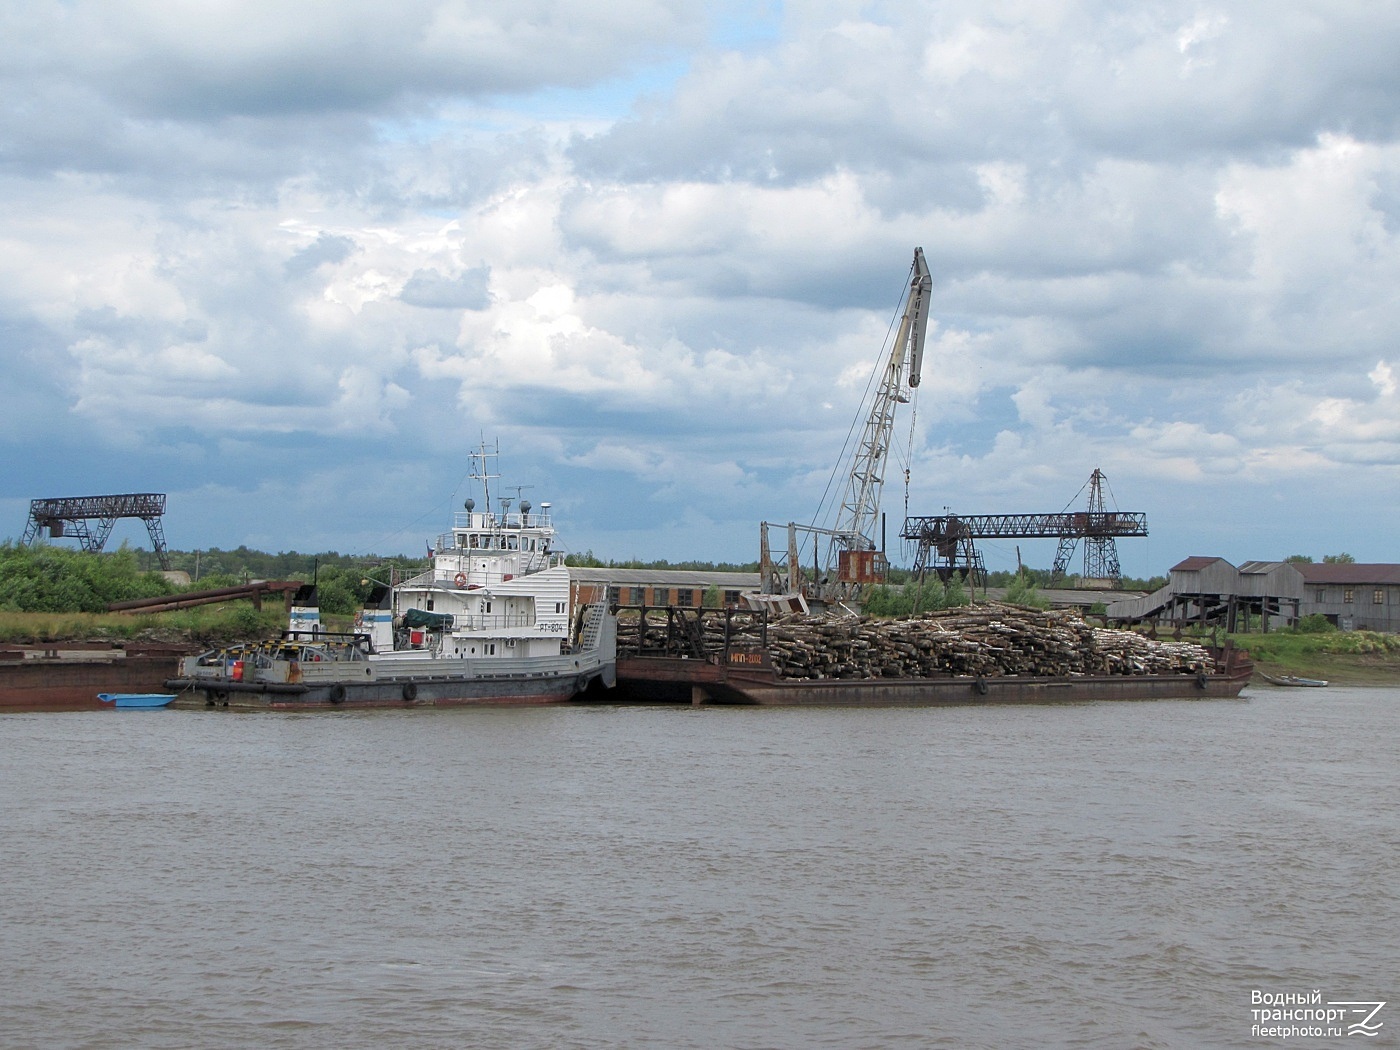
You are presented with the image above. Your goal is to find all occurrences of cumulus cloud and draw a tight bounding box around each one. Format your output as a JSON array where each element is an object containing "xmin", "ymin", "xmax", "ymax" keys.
[{"xmin": 1, "ymin": 0, "xmax": 1398, "ymax": 566}]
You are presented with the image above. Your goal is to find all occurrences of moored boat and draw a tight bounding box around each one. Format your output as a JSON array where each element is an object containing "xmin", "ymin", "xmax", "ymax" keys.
[
  {"xmin": 1259, "ymin": 673, "xmax": 1328, "ymax": 688},
  {"xmin": 167, "ymin": 446, "xmax": 616, "ymax": 709},
  {"xmin": 0, "ymin": 643, "xmax": 198, "ymax": 711},
  {"xmin": 98, "ymin": 692, "xmax": 176, "ymax": 708}
]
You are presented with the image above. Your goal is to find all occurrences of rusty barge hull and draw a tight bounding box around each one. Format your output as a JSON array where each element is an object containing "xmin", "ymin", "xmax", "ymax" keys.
[
  {"xmin": 0, "ymin": 644, "xmax": 196, "ymax": 711},
  {"xmin": 614, "ymin": 653, "xmax": 1252, "ymax": 707}
]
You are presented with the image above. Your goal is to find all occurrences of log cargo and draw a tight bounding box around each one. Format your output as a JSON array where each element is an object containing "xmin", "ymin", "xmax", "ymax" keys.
[{"xmin": 612, "ymin": 602, "xmax": 1251, "ymax": 706}]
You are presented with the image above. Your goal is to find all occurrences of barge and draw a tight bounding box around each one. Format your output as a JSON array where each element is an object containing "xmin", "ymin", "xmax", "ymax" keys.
[
  {"xmin": 615, "ymin": 649, "xmax": 1253, "ymax": 705},
  {"xmin": 0, "ymin": 642, "xmax": 197, "ymax": 711},
  {"xmin": 610, "ymin": 604, "xmax": 1252, "ymax": 706}
]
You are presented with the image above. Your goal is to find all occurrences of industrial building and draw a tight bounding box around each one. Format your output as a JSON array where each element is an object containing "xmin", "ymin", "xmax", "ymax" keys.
[
  {"xmin": 1296, "ymin": 563, "xmax": 1400, "ymax": 633},
  {"xmin": 1106, "ymin": 558, "xmax": 1400, "ymax": 633}
]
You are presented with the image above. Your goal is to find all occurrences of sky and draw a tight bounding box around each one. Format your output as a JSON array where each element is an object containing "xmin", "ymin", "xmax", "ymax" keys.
[{"xmin": 2, "ymin": 0, "xmax": 1398, "ymax": 579}]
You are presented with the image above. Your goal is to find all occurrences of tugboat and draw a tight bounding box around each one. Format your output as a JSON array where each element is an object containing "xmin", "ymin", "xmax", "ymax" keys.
[{"xmin": 167, "ymin": 446, "xmax": 615, "ymax": 709}]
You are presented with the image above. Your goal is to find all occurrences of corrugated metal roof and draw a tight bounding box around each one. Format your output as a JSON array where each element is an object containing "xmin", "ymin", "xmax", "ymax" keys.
[
  {"xmin": 1171, "ymin": 556, "xmax": 1232, "ymax": 572},
  {"xmin": 1295, "ymin": 563, "xmax": 1400, "ymax": 585}
]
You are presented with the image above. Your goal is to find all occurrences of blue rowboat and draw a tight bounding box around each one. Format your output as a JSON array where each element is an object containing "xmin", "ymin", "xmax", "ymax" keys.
[{"xmin": 98, "ymin": 693, "xmax": 177, "ymax": 708}]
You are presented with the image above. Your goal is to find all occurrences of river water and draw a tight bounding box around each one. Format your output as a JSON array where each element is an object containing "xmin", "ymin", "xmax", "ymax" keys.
[{"xmin": 2, "ymin": 686, "xmax": 1395, "ymax": 1049}]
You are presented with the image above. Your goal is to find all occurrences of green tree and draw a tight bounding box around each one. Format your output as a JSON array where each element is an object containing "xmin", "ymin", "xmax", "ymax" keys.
[
  {"xmin": 1005, "ymin": 574, "xmax": 1049, "ymax": 609},
  {"xmin": 1322, "ymin": 553, "xmax": 1356, "ymax": 564}
]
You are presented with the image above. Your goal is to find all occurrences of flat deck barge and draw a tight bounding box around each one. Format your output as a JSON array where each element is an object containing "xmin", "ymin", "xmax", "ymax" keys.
[
  {"xmin": 610, "ymin": 603, "xmax": 1252, "ymax": 706},
  {"xmin": 614, "ymin": 650, "xmax": 1252, "ymax": 705},
  {"xmin": 0, "ymin": 643, "xmax": 198, "ymax": 711}
]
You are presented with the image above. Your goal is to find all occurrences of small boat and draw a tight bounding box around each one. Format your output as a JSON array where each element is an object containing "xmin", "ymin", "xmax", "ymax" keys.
[
  {"xmin": 98, "ymin": 693, "xmax": 177, "ymax": 708},
  {"xmin": 1260, "ymin": 673, "xmax": 1329, "ymax": 688}
]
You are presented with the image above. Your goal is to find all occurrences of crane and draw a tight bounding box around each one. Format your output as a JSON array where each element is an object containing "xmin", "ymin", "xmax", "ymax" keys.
[
  {"xmin": 901, "ymin": 469, "xmax": 1148, "ymax": 589},
  {"xmin": 757, "ymin": 248, "xmax": 932, "ymax": 610}
]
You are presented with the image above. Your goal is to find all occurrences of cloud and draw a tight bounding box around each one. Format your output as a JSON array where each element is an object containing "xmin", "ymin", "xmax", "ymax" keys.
[{"xmin": 2, "ymin": 0, "xmax": 1399, "ymax": 567}]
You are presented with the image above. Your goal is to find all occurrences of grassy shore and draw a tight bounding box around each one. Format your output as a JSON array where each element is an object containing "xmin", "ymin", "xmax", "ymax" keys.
[
  {"xmin": 0, "ymin": 604, "xmax": 286, "ymax": 646},
  {"xmin": 1222, "ymin": 629, "xmax": 1400, "ymax": 687}
]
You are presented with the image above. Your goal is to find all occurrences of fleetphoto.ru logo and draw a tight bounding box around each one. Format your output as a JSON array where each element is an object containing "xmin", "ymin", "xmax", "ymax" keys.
[{"xmin": 1251, "ymin": 989, "xmax": 1386, "ymax": 1039}]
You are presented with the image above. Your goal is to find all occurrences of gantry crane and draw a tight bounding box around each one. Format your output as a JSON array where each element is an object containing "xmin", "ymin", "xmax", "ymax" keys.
[
  {"xmin": 901, "ymin": 469, "xmax": 1147, "ymax": 589},
  {"xmin": 21, "ymin": 492, "xmax": 172, "ymax": 570},
  {"xmin": 758, "ymin": 248, "xmax": 932, "ymax": 610}
]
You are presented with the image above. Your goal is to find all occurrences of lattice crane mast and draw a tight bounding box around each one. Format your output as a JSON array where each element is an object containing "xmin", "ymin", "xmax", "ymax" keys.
[{"xmin": 758, "ymin": 248, "xmax": 932, "ymax": 609}]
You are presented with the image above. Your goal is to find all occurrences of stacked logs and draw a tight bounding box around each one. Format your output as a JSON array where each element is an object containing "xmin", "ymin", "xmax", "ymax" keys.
[{"xmin": 620, "ymin": 602, "xmax": 1215, "ymax": 681}]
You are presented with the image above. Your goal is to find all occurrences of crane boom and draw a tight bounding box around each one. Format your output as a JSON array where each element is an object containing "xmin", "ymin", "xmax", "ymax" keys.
[
  {"xmin": 753, "ymin": 248, "xmax": 933, "ymax": 612},
  {"xmin": 832, "ymin": 247, "xmax": 931, "ymax": 552}
]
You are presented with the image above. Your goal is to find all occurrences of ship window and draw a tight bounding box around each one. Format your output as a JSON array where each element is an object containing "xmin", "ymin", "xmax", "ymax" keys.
[
  {"xmin": 486, "ymin": 643, "xmax": 496, "ymax": 655},
  {"xmin": 556, "ymin": 602, "xmax": 565, "ymax": 614},
  {"xmin": 1375, "ymin": 589, "xmax": 1385, "ymax": 605},
  {"xmin": 426, "ymin": 598, "xmax": 434, "ymax": 611},
  {"xmin": 484, "ymin": 601, "xmax": 493, "ymax": 613}
]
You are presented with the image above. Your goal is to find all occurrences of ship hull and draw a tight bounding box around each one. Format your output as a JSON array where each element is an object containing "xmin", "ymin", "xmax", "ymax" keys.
[
  {"xmin": 0, "ymin": 645, "xmax": 197, "ymax": 711},
  {"xmin": 614, "ymin": 651, "xmax": 1252, "ymax": 707},
  {"xmin": 168, "ymin": 666, "xmax": 610, "ymax": 710}
]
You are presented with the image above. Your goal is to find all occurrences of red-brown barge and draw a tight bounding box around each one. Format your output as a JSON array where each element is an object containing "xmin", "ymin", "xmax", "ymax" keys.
[
  {"xmin": 609, "ymin": 604, "xmax": 1253, "ymax": 706},
  {"xmin": 0, "ymin": 643, "xmax": 198, "ymax": 711},
  {"xmin": 614, "ymin": 648, "xmax": 1253, "ymax": 706}
]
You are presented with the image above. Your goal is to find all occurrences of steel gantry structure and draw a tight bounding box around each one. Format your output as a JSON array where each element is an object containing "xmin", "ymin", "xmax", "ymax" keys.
[
  {"xmin": 902, "ymin": 470, "xmax": 1147, "ymax": 587},
  {"xmin": 21, "ymin": 492, "xmax": 172, "ymax": 569}
]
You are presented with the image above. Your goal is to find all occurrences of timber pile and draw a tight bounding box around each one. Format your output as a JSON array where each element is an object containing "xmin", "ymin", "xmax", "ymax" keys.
[{"xmin": 621, "ymin": 602, "xmax": 1215, "ymax": 681}]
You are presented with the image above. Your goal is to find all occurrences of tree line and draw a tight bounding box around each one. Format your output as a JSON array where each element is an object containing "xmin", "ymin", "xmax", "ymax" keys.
[{"xmin": 9, "ymin": 540, "xmax": 1356, "ymax": 616}]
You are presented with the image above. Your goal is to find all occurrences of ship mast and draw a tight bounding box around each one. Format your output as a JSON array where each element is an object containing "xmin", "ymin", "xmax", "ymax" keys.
[{"xmin": 468, "ymin": 440, "xmax": 501, "ymax": 514}]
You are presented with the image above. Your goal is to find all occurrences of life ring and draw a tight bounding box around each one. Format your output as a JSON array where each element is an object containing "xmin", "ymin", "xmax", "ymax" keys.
[
  {"xmin": 402, "ymin": 682, "xmax": 418, "ymax": 702},
  {"xmin": 974, "ymin": 676, "xmax": 989, "ymax": 696},
  {"xmin": 454, "ymin": 572, "xmax": 467, "ymax": 588},
  {"xmin": 329, "ymin": 684, "xmax": 347, "ymax": 704}
]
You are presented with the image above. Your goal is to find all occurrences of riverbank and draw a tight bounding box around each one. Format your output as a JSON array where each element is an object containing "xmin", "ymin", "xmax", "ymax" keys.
[
  {"xmin": 1224, "ymin": 628, "xmax": 1400, "ymax": 687},
  {"xmin": 1248, "ymin": 651, "xmax": 1400, "ymax": 687}
]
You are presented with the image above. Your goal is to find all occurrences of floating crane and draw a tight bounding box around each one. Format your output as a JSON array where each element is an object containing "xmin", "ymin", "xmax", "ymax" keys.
[
  {"xmin": 901, "ymin": 469, "xmax": 1147, "ymax": 589},
  {"xmin": 758, "ymin": 248, "xmax": 932, "ymax": 610}
]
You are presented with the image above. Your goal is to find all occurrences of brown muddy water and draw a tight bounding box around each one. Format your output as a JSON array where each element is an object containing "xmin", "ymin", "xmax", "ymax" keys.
[{"xmin": 2, "ymin": 685, "xmax": 1396, "ymax": 1049}]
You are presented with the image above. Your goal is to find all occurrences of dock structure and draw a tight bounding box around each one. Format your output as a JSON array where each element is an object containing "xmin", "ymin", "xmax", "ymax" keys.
[
  {"xmin": 21, "ymin": 493, "xmax": 171, "ymax": 569},
  {"xmin": 1106, "ymin": 558, "xmax": 1303, "ymax": 632}
]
